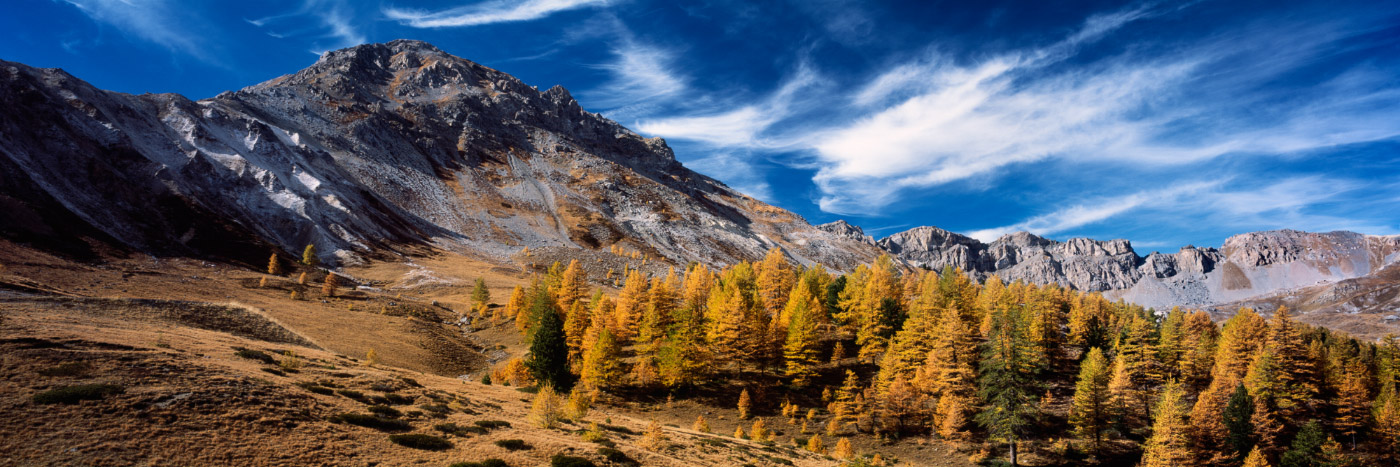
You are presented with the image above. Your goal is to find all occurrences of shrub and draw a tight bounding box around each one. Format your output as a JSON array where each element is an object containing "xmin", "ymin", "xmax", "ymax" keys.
[
  {"xmin": 37, "ymin": 362, "xmax": 89, "ymax": 377},
  {"xmin": 449, "ymin": 460, "xmax": 509, "ymax": 467},
  {"xmin": 475, "ymin": 420, "xmax": 511, "ymax": 430},
  {"xmin": 494, "ymin": 439, "xmax": 531, "ymax": 451},
  {"xmin": 368, "ymin": 405, "xmax": 402, "ymax": 418},
  {"xmin": 389, "ymin": 433, "xmax": 453, "ymax": 450},
  {"xmin": 580, "ymin": 422, "xmax": 607, "ymax": 443},
  {"xmin": 384, "ymin": 394, "xmax": 416, "ymax": 405},
  {"xmin": 549, "ymin": 455, "xmax": 597, "ymax": 467},
  {"xmin": 32, "ymin": 384, "xmax": 124, "ymax": 404},
  {"xmin": 596, "ymin": 447, "xmax": 639, "ymax": 467},
  {"xmin": 330, "ymin": 413, "xmax": 411, "ymax": 432},
  {"xmin": 421, "ymin": 403, "xmax": 451, "ymax": 418},
  {"xmin": 435, "ymin": 423, "xmax": 487, "ymax": 437},
  {"xmin": 235, "ymin": 348, "xmax": 276, "ymax": 364},
  {"xmin": 481, "ymin": 373, "xmax": 492, "ymax": 385},
  {"xmin": 529, "ymin": 385, "xmax": 565, "ymax": 428},
  {"xmin": 337, "ymin": 389, "xmax": 366, "ymax": 401}
]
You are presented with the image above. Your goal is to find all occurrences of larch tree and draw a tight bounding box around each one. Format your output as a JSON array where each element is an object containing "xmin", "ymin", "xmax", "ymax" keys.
[
  {"xmin": 756, "ymin": 248, "xmax": 795, "ymax": 323},
  {"xmin": 976, "ymin": 301, "xmax": 1040, "ymax": 466},
  {"xmin": 876, "ymin": 271, "xmax": 944, "ymax": 392},
  {"xmin": 1068, "ymin": 292, "xmax": 1113, "ymax": 351},
  {"xmin": 1139, "ymin": 381, "xmax": 1194, "ymax": 467},
  {"xmin": 267, "ymin": 253, "xmax": 284, "ymax": 276},
  {"xmin": 1242, "ymin": 446, "xmax": 1272, "ymax": 467},
  {"xmin": 1026, "ymin": 284, "xmax": 1069, "ymax": 372},
  {"xmin": 301, "ymin": 244, "xmax": 318, "ymax": 268},
  {"xmin": 1334, "ymin": 360, "xmax": 1371, "ymax": 450},
  {"xmin": 738, "ymin": 388, "xmax": 753, "ymax": 419},
  {"xmin": 556, "ymin": 260, "xmax": 586, "ymax": 310},
  {"xmin": 1111, "ymin": 313, "xmax": 1162, "ymax": 430},
  {"xmin": 322, "ymin": 273, "xmax": 339, "ymax": 297},
  {"xmin": 1180, "ymin": 311, "xmax": 1220, "ymax": 393},
  {"xmin": 613, "ymin": 269, "xmax": 649, "ymax": 344},
  {"xmin": 1070, "ymin": 347, "xmax": 1113, "ymax": 455},
  {"xmin": 1190, "ymin": 308, "xmax": 1268, "ymax": 461},
  {"xmin": 1157, "ymin": 308, "xmax": 1187, "ymax": 379},
  {"xmin": 563, "ymin": 300, "xmax": 591, "ymax": 369},
  {"xmin": 525, "ymin": 287, "xmax": 573, "ymax": 391},
  {"xmin": 1245, "ymin": 353, "xmax": 1288, "ymax": 457},
  {"xmin": 1375, "ymin": 390, "xmax": 1400, "ymax": 458},
  {"xmin": 706, "ymin": 262, "xmax": 759, "ymax": 365},
  {"xmin": 915, "ymin": 304, "xmax": 978, "ymax": 440},
  {"xmin": 506, "ymin": 285, "xmax": 529, "ymax": 331},
  {"xmin": 853, "ymin": 255, "xmax": 902, "ymax": 363},
  {"xmin": 578, "ymin": 325, "xmax": 623, "ymax": 390},
  {"xmin": 783, "ymin": 278, "xmax": 826, "ymax": 387}
]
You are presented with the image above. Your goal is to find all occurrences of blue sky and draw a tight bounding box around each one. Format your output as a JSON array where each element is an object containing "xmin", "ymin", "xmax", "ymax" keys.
[{"xmin": 4, "ymin": 0, "xmax": 1399, "ymax": 251}]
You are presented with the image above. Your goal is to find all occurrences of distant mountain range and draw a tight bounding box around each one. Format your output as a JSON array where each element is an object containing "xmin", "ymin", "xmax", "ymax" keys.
[{"xmin": 3, "ymin": 40, "xmax": 1397, "ymax": 327}]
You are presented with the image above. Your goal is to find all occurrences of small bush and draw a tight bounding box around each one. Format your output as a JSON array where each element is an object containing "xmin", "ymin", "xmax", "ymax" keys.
[
  {"xmin": 421, "ymin": 403, "xmax": 452, "ymax": 417},
  {"xmin": 597, "ymin": 447, "xmax": 639, "ymax": 467},
  {"xmin": 475, "ymin": 420, "xmax": 511, "ymax": 430},
  {"xmin": 494, "ymin": 439, "xmax": 530, "ymax": 451},
  {"xmin": 435, "ymin": 423, "xmax": 487, "ymax": 437},
  {"xmin": 37, "ymin": 362, "xmax": 89, "ymax": 377},
  {"xmin": 389, "ymin": 433, "xmax": 453, "ymax": 450},
  {"xmin": 449, "ymin": 459, "xmax": 509, "ymax": 467},
  {"xmin": 330, "ymin": 413, "xmax": 411, "ymax": 432},
  {"xmin": 235, "ymin": 348, "xmax": 276, "ymax": 364},
  {"xmin": 384, "ymin": 393, "xmax": 416, "ymax": 405},
  {"xmin": 337, "ymin": 389, "xmax": 366, "ymax": 401},
  {"xmin": 32, "ymin": 384, "xmax": 124, "ymax": 404},
  {"xmin": 368, "ymin": 405, "xmax": 403, "ymax": 418},
  {"xmin": 480, "ymin": 373, "xmax": 492, "ymax": 385},
  {"xmin": 550, "ymin": 455, "xmax": 597, "ymax": 467}
]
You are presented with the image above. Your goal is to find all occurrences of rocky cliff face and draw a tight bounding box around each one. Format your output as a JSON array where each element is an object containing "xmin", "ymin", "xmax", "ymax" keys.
[
  {"xmin": 876, "ymin": 224, "xmax": 1400, "ymax": 310},
  {"xmin": 0, "ymin": 40, "xmax": 881, "ymax": 269}
]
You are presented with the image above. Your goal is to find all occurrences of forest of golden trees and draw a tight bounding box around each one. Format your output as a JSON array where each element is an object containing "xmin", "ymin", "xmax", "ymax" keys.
[{"xmin": 486, "ymin": 249, "xmax": 1400, "ymax": 466}]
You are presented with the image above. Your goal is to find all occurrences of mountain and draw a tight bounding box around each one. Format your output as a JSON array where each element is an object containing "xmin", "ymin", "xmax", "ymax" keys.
[
  {"xmin": 878, "ymin": 225, "xmax": 1400, "ymax": 312},
  {"xmin": 0, "ymin": 40, "xmax": 880, "ymax": 270}
]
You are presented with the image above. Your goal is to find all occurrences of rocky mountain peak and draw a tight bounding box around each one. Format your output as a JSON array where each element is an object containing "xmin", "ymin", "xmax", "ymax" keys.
[{"xmin": 816, "ymin": 220, "xmax": 872, "ymax": 244}]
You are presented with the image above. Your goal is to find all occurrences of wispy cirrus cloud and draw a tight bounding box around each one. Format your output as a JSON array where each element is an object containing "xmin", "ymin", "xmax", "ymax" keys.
[
  {"xmin": 634, "ymin": 63, "xmax": 822, "ymax": 147},
  {"xmin": 60, "ymin": 0, "xmax": 215, "ymax": 62},
  {"xmin": 582, "ymin": 38, "xmax": 688, "ymax": 113},
  {"xmin": 248, "ymin": 0, "xmax": 366, "ymax": 55},
  {"xmin": 966, "ymin": 181, "xmax": 1226, "ymax": 242},
  {"xmin": 384, "ymin": 0, "xmax": 611, "ymax": 28}
]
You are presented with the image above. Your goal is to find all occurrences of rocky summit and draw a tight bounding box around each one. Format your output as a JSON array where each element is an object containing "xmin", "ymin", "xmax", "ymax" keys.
[{"xmin": 0, "ymin": 40, "xmax": 880, "ymax": 270}]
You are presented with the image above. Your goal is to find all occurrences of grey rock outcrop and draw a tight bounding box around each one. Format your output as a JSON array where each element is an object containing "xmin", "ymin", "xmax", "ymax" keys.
[
  {"xmin": 879, "ymin": 224, "xmax": 1400, "ymax": 310},
  {"xmin": 0, "ymin": 40, "xmax": 882, "ymax": 269}
]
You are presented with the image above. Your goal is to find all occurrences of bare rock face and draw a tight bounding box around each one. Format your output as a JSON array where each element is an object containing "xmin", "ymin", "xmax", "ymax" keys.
[
  {"xmin": 880, "ymin": 223, "xmax": 1400, "ymax": 311},
  {"xmin": 816, "ymin": 220, "xmax": 872, "ymax": 244},
  {"xmin": 0, "ymin": 40, "xmax": 882, "ymax": 269}
]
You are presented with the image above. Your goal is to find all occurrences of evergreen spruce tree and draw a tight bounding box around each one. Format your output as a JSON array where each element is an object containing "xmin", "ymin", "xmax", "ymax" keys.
[
  {"xmin": 1223, "ymin": 381, "xmax": 1256, "ymax": 461},
  {"xmin": 471, "ymin": 278, "xmax": 491, "ymax": 308},
  {"xmin": 1070, "ymin": 347, "xmax": 1113, "ymax": 455},
  {"xmin": 976, "ymin": 302, "xmax": 1040, "ymax": 465},
  {"xmin": 525, "ymin": 287, "xmax": 573, "ymax": 391},
  {"xmin": 1278, "ymin": 420, "xmax": 1325, "ymax": 467}
]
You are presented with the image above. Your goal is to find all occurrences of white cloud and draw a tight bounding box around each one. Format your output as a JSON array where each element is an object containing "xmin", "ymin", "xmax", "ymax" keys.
[
  {"xmin": 583, "ymin": 40, "xmax": 688, "ymax": 111},
  {"xmin": 684, "ymin": 152, "xmax": 773, "ymax": 201},
  {"xmin": 247, "ymin": 0, "xmax": 366, "ymax": 55},
  {"xmin": 634, "ymin": 63, "xmax": 821, "ymax": 148},
  {"xmin": 802, "ymin": 7, "xmax": 1400, "ymax": 214},
  {"xmin": 62, "ymin": 0, "xmax": 214, "ymax": 62},
  {"xmin": 384, "ymin": 0, "xmax": 610, "ymax": 28}
]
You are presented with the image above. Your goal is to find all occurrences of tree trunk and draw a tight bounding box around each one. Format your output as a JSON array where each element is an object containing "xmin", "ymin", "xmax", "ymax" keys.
[{"xmin": 1010, "ymin": 440, "xmax": 1018, "ymax": 466}]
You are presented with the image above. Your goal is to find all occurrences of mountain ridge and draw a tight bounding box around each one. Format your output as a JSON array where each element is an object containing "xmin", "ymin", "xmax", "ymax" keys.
[{"xmin": 2, "ymin": 39, "xmax": 1397, "ymax": 319}]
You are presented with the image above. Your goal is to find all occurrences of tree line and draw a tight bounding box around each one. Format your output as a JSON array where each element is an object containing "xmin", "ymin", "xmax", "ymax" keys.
[{"xmin": 496, "ymin": 249, "xmax": 1400, "ymax": 466}]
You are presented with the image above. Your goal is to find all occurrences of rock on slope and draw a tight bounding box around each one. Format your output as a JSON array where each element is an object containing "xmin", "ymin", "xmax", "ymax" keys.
[
  {"xmin": 877, "ymin": 226, "xmax": 1400, "ymax": 310},
  {"xmin": 0, "ymin": 40, "xmax": 881, "ymax": 269}
]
